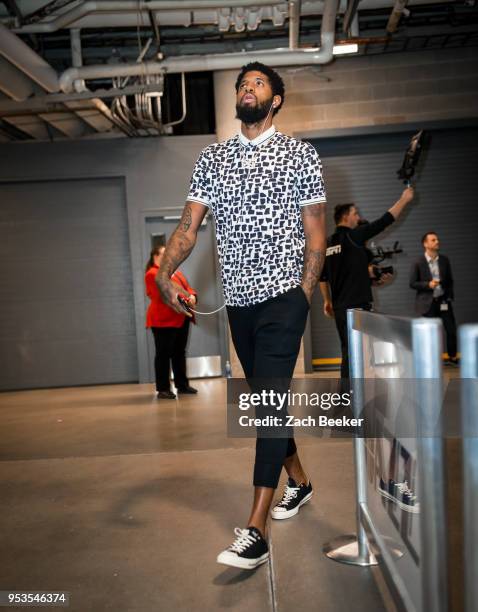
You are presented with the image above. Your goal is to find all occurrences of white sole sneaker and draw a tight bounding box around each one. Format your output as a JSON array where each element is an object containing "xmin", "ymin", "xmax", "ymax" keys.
[
  {"xmin": 378, "ymin": 488, "xmax": 420, "ymax": 514},
  {"xmin": 271, "ymin": 490, "xmax": 313, "ymax": 520},
  {"xmin": 216, "ymin": 550, "xmax": 270, "ymax": 570}
]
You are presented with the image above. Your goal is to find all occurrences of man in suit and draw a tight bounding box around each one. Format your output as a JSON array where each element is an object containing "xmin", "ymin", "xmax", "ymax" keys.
[{"xmin": 409, "ymin": 232, "xmax": 458, "ymax": 364}]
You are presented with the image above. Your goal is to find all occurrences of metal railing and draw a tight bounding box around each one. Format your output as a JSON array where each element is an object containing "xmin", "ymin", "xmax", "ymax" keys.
[
  {"xmin": 460, "ymin": 324, "xmax": 478, "ymax": 612},
  {"xmin": 323, "ymin": 309, "xmax": 448, "ymax": 612}
]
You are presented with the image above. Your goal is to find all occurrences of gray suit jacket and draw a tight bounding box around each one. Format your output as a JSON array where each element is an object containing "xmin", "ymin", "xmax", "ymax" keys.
[{"xmin": 409, "ymin": 254, "xmax": 454, "ymax": 316}]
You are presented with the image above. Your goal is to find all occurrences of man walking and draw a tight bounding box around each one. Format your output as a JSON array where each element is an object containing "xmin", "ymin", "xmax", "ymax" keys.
[
  {"xmin": 409, "ymin": 232, "xmax": 458, "ymax": 364},
  {"xmin": 156, "ymin": 62, "xmax": 327, "ymax": 569}
]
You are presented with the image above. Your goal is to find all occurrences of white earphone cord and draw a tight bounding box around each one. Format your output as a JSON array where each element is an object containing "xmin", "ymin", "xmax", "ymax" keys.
[{"xmin": 184, "ymin": 102, "xmax": 276, "ymax": 316}]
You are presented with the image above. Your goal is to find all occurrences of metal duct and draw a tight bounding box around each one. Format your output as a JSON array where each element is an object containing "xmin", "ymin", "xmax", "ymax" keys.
[
  {"xmin": 59, "ymin": 0, "xmax": 339, "ymax": 93},
  {"xmin": 0, "ymin": 22, "xmax": 59, "ymax": 92},
  {"xmin": 387, "ymin": 0, "xmax": 409, "ymax": 33},
  {"xmin": 15, "ymin": 0, "xmax": 286, "ymax": 33},
  {"xmin": 289, "ymin": 0, "xmax": 302, "ymax": 49}
]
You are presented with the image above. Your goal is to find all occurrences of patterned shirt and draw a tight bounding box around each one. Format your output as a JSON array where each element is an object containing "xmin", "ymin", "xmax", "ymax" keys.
[{"xmin": 187, "ymin": 126, "xmax": 326, "ymax": 306}]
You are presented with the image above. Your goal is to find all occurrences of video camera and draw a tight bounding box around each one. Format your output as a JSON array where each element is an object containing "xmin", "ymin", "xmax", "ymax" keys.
[
  {"xmin": 397, "ymin": 130, "xmax": 428, "ymax": 185},
  {"xmin": 368, "ymin": 241, "xmax": 403, "ymax": 281}
]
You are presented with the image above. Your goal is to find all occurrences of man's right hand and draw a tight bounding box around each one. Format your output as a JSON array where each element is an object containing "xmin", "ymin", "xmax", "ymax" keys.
[
  {"xmin": 324, "ymin": 301, "xmax": 334, "ymax": 318},
  {"xmin": 401, "ymin": 186, "xmax": 415, "ymax": 204},
  {"xmin": 157, "ymin": 277, "xmax": 193, "ymax": 316},
  {"xmin": 429, "ymin": 279, "xmax": 440, "ymax": 289}
]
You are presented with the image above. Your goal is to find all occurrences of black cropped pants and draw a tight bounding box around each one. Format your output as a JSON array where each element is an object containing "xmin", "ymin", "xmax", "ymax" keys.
[{"xmin": 227, "ymin": 286, "xmax": 310, "ymax": 489}]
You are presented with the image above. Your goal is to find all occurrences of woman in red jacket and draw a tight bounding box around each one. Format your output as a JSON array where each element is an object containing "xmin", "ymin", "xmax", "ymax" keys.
[{"xmin": 145, "ymin": 246, "xmax": 198, "ymax": 399}]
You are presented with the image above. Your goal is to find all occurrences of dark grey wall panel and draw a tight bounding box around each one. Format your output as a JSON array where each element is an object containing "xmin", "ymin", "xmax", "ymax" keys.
[
  {"xmin": 0, "ymin": 135, "xmax": 216, "ymax": 388},
  {"xmin": 0, "ymin": 177, "xmax": 137, "ymax": 389},
  {"xmin": 309, "ymin": 127, "xmax": 478, "ymax": 362}
]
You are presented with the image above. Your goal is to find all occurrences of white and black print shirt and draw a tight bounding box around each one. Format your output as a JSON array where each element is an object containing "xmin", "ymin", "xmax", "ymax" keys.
[{"xmin": 187, "ymin": 125, "xmax": 326, "ymax": 307}]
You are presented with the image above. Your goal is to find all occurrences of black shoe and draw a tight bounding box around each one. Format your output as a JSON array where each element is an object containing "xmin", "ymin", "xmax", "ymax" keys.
[
  {"xmin": 156, "ymin": 390, "xmax": 176, "ymax": 400},
  {"xmin": 378, "ymin": 478, "xmax": 420, "ymax": 514},
  {"xmin": 271, "ymin": 478, "xmax": 313, "ymax": 520},
  {"xmin": 217, "ymin": 527, "xmax": 269, "ymax": 570},
  {"xmin": 177, "ymin": 386, "xmax": 198, "ymax": 394},
  {"xmin": 447, "ymin": 357, "xmax": 460, "ymax": 366}
]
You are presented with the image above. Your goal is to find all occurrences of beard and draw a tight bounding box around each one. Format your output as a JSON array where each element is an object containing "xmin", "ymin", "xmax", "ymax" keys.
[{"xmin": 235, "ymin": 95, "xmax": 274, "ymax": 125}]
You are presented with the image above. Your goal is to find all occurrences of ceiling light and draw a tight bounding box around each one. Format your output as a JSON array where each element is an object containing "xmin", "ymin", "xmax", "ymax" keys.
[{"xmin": 333, "ymin": 43, "xmax": 359, "ymax": 55}]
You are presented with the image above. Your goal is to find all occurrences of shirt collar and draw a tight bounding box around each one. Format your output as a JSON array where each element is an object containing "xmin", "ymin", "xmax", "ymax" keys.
[
  {"xmin": 425, "ymin": 252, "xmax": 439, "ymax": 263},
  {"xmin": 238, "ymin": 125, "xmax": 276, "ymax": 147}
]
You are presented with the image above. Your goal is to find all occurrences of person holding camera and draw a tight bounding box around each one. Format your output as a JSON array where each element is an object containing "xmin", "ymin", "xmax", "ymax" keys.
[
  {"xmin": 319, "ymin": 187, "xmax": 414, "ymax": 379},
  {"xmin": 409, "ymin": 232, "xmax": 458, "ymax": 365}
]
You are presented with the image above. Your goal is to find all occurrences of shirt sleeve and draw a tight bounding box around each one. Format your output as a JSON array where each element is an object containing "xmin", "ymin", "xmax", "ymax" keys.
[
  {"xmin": 187, "ymin": 148, "xmax": 212, "ymax": 208},
  {"xmin": 296, "ymin": 142, "xmax": 327, "ymax": 207},
  {"xmin": 349, "ymin": 212, "xmax": 395, "ymax": 245},
  {"xmin": 145, "ymin": 270, "xmax": 157, "ymax": 299}
]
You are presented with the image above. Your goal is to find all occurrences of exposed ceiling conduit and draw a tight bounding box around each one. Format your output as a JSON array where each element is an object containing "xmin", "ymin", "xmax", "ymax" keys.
[
  {"xmin": 343, "ymin": 0, "xmax": 360, "ymax": 34},
  {"xmin": 289, "ymin": 0, "xmax": 301, "ymax": 49},
  {"xmin": 59, "ymin": 0, "xmax": 339, "ymax": 93},
  {"xmin": 0, "ymin": 22, "xmax": 113, "ymax": 136},
  {"xmin": 14, "ymin": 0, "xmax": 286, "ymax": 33},
  {"xmin": 386, "ymin": 0, "xmax": 409, "ymax": 33},
  {"xmin": 0, "ymin": 22, "xmax": 59, "ymax": 92}
]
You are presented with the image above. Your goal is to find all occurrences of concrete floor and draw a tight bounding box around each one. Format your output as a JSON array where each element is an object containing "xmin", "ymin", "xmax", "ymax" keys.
[{"xmin": 0, "ymin": 379, "xmax": 394, "ymax": 612}]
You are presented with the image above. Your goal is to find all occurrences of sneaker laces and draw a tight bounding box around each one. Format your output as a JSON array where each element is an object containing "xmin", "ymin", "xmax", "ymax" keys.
[
  {"xmin": 228, "ymin": 528, "xmax": 258, "ymax": 553},
  {"xmin": 278, "ymin": 484, "xmax": 299, "ymax": 507},
  {"xmin": 396, "ymin": 481, "xmax": 416, "ymax": 500}
]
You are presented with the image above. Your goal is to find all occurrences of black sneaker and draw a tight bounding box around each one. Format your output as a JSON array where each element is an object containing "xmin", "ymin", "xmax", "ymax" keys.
[
  {"xmin": 157, "ymin": 390, "xmax": 176, "ymax": 400},
  {"xmin": 177, "ymin": 386, "xmax": 198, "ymax": 394},
  {"xmin": 378, "ymin": 478, "xmax": 420, "ymax": 514},
  {"xmin": 216, "ymin": 527, "xmax": 269, "ymax": 570},
  {"xmin": 271, "ymin": 478, "xmax": 313, "ymax": 520}
]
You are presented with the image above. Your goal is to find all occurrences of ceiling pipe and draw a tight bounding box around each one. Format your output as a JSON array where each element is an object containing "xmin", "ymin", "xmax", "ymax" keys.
[
  {"xmin": 288, "ymin": 0, "xmax": 301, "ymax": 50},
  {"xmin": 343, "ymin": 0, "xmax": 360, "ymax": 34},
  {"xmin": 59, "ymin": 0, "xmax": 339, "ymax": 93},
  {"xmin": 70, "ymin": 28, "xmax": 87, "ymax": 92},
  {"xmin": 14, "ymin": 0, "xmax": 286, "ymax": 33},
  {"xmin": 386, "ymin": 0, "xmax": 409, "ymax": 33},
  {"xmin": 70, "ymin": 29, "xmax": 83, "ymax": 68},
  {"xmin": 0, "ymin": 22, "xmax": 59, "ymax": 92}
]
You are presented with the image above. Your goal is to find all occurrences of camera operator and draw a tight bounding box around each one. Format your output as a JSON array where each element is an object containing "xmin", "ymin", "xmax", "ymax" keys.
[{"xmin": 319, "ymin": 187, "xmax": 414, "ymax": 379}]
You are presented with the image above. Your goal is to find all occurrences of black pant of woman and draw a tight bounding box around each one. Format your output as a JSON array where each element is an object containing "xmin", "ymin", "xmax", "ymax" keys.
[{"xmin": 151, "ymin": 319, "xmax": 190, "ymax": 392}]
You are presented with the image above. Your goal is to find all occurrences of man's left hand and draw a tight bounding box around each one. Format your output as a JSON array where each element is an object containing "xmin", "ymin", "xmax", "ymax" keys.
[{"xmin": 375, "ymin": 272, "xmax": 394, "ymax": 286}]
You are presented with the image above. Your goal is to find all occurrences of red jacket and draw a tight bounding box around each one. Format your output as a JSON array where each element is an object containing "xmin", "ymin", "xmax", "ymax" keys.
[{"xmin": 145, "ymin": 265, "xmax": 197, "ymax": 328}]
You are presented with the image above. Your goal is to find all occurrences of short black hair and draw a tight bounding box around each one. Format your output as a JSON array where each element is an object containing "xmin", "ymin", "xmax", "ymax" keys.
[
  {"xmin": 421, "ymin": 231, "xmax": 437, "ymax": 244},
  {"xmin": 334, "ymin": 203, "xmax": 355, "ymax": 225},
  {"xmin": 235, "ymin": 62, "xmax": 285, "ymax": 115}
]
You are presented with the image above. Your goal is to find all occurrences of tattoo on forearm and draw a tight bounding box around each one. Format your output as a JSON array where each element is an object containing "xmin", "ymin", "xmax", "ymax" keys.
[
  {"xmin": 179, "ymin": 204, "xmax": 192, "ymax": 232},
  {"xmin": 157, "ymin": 232, "xmax": 193, "ymax": 281},
  {"xmin": 155, "ymin": 204, "xmax": 196, "ymax": 288},
  {"xmin": 302, "ymin": 202, "xmax": 326, "ymax": 218},
  {"xmin": 302, "ymin": 247, "xmax": 325, "ymax": 297},
  {"xmin": 301, "ymin": 202, "xmax": 326, "ymax": 298}
]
